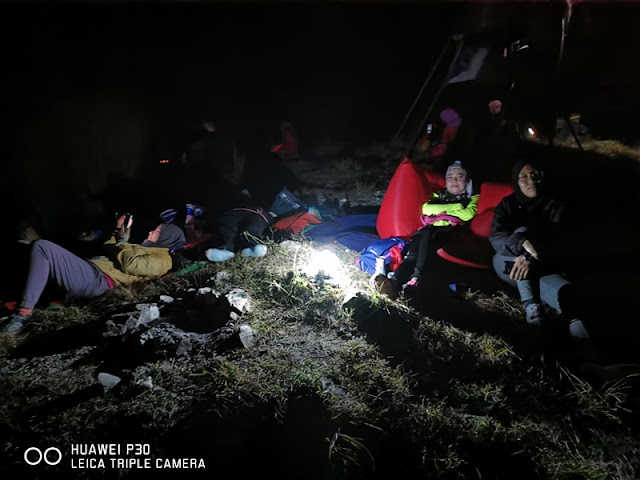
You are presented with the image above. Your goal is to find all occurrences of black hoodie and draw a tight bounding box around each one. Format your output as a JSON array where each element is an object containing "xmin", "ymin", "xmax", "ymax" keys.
[{"xmin": 489, "ymin": 159, "xmax": 564, "ymax": 262}]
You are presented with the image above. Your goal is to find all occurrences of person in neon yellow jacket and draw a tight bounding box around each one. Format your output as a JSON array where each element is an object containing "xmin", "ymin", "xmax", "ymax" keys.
[{"xmin": 376, "ymin": 161, "xmax": 478, "ymax": 298}]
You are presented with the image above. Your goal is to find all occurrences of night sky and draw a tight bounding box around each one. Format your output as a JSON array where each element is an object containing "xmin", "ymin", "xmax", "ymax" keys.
[{"xmin": 1, "ymin": 1, "xmax": 639, "ymax": 233}]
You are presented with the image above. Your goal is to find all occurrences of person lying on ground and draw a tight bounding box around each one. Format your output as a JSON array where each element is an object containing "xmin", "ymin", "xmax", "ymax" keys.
[
  {"xmin": 489, "ymin": 158, "xmax": 590, "ymax": 340},
  {"xmin": 204, "ymin": 206, "xmax": 273, "ymax": 262},
  {"xmin": 0, "ymin": 215, "xmax": 182, "ymax": 335},
  {"xmin": 375, "ymin": 161, "xmax": 479, "ymax": 299}
]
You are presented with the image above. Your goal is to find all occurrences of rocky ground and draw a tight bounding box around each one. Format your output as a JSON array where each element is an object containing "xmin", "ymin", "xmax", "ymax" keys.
[{"xmin": 1, "ymin": 141, "xmax": 640, "ymax": 480}]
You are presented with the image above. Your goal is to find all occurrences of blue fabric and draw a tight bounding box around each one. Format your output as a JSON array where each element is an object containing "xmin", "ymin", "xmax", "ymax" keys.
[
  {"xmin": 303, "ymin": 214, "xmax": 380, "ymax": 252},
  {"xmin": 357, "ymin": 237, "xmax": 408, "ymax": 274}
]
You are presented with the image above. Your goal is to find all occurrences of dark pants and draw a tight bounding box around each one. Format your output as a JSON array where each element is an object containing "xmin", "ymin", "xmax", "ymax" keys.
[
  {"xmin": 217, "ymin": 210, "xmax": 269, "ymax": 251},
  {"xmin": 20, "ymin": 240, "xmax": 110, "ymax": 309},
  {"xmin": 392, "ymin": 226, "xmax": 453, "ymax": 286}
]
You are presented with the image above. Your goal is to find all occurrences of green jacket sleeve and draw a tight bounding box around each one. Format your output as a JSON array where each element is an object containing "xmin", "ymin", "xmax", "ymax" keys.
[{"xmin": 421, "ymin": 194, "xmax": 479, "ymax": 222}]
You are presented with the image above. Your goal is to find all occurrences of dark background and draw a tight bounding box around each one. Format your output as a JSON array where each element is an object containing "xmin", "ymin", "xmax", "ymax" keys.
[{"xmin": 1, "ymin": 1, "xmax": 639, "ymax": 236}]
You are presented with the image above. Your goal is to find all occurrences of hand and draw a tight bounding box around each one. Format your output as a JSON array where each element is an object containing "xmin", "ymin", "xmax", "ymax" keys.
[
  {"xmin": 522, "ymin": 240, "xmax": 539, "ymax": 260},
  {"xmin": 114, "ymin": 213, "xmax": 133, "ymax": 241},
  {"xmin": 115, "ymin": 213, "xmax": 133, "ymax": 230},
  {"xmin": 509, "ymin": 255, "xmax": 531, "ymax": 281},
  {"xmin": 115, "ymin": 213, "xmax": 125, "ymax": 229}
]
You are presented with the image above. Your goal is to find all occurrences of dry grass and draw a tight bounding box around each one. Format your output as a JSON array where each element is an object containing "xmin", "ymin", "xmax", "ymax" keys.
[
  {"xmin": 1, "ymin": 199, "xmax": 639, "ymax": 479},
  {"xmin": 553, "ymin": 137, "xmax": 640, "ymax": 161}
]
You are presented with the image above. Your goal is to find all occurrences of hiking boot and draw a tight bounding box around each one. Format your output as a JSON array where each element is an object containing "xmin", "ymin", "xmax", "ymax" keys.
[
  {"xmin": 372, "ymin": 274, "xmax": 398, "ymax": 300},
  {"xmin": 1, "ymin": 314, "xmax": 27, "ymax": 334},
  {"xmin": 525, "ymin": 303, "xmax": 544, "ymax": 326},
  {"xmin": 569, "ymin": 319, "xmax": 590, "ymax": 339}
]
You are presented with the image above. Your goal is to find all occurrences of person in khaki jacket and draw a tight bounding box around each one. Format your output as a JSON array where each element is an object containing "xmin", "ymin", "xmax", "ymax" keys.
[{"xmin": 1, "ymin": 215, "xmax": 183, "ymax": 334}]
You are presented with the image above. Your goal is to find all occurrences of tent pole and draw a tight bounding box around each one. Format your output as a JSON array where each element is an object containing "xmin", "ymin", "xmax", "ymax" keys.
[
  {"xmin": 393, "ymin": 35, "xmax": 454, "ymax": 143},
  {"xmin": 406, "ymin": 35, "xmax": 465, "ymax": 158}
]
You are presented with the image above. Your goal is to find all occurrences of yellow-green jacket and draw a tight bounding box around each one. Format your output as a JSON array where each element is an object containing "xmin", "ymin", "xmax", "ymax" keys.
[
  {"xmin": 421, "ymin": 192, "xmax": 479, "ymax": 227},
  {"xmin": 89, "ymin": 237, "xmax": 172, "ymax": 286}
]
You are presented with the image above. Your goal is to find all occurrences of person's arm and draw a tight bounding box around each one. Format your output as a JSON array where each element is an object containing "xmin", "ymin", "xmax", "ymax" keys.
[
  {"xmin": 421, "ymin": 194, "xmax": 479, "ymax": 222},
  {"xmin": 107, "ymin": 214, "xmax": 133, "ymax": 243},
  {"xmin": 116, "ymin": 244, "xmax": 172, "ymax": 278}
]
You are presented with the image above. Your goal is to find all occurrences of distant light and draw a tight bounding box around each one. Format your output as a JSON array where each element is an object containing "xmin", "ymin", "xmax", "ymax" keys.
[
  {"xmin": 527, "ymin": 127, "xmax": 535, "ymax": 136},
  {"xmin": 159, "ymin": 159, "xmax": 170, "ymax": 164}
]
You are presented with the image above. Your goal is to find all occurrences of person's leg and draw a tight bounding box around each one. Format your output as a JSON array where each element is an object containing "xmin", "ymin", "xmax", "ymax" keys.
[
  {"xmin": 20, "ymin": 240, "xmax": 110, "ymax": 310},
  {"xmin": 515, "ymin": 274, "xmax": 544, "ymax": 325},
  {"xmin": 492, "ymin": 253, "xmax": 517, "ymax": 286},
  {"xmin": 408, "ymin": 228, "xmax": 434, "ymax": 281},
  {"xmin": 239, "ymin": 213, "xmax": 269, "ymax": 257},
  {"xmin": 409, "ymin": 227, "xmax": 453, "ymax": 282},
  {"xmin": 391, "ymin": 231, "xmax": 422, "ymax": 286},
  {"xmin": 243, "ymin": 214, "xmax": 269, "ymax": 246},
  {"xmin": 539, "ymin": 274, "xmax": 590, "ymax": 339},
  {"xmin": 539, "ymin": 274, "xmax": 571, "ymax": 314},
  {"xmin": 516, "ymin": 279, "xmax": 537, "ymax": 305},
  {"xmin": 217, "ymin": 211, "xmax": 243, "ymax": 251}
]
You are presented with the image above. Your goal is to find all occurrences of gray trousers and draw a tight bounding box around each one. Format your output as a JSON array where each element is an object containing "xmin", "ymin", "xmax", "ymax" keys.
[
  {"xmin": 20, "ymin": 240, "xmax": 110, "ymax": 310},
  {"xmin": 492, "ymin": 253, "xmax": 571, "ymax": 314}
]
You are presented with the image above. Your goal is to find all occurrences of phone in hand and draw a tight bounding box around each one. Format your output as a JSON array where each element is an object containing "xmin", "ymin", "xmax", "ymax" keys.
[{"xmin": 503, "ymin": 261, "xmax": 515, "ymax": 275}]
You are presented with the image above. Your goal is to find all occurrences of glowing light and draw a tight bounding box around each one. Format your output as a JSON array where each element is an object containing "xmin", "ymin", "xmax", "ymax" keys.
[
  {"xmin": 301, "ymin": 249, "xmax": 349, "ymax": 287},
  {"xmin": 159, "ymin": 159, "xmax": 170, "ymax": 164},
  {"xmin": 527, "ymin": 127, "xmax": 535, "ymax": 135}
]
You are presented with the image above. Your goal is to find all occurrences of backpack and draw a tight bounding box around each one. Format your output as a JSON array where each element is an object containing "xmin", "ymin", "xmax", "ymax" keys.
[{"xmin": 357, "ymin": 237, "xmax": 407, "ymax": 275}]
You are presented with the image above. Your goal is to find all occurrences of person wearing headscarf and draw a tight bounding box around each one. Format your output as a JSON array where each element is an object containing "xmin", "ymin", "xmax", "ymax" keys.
[
  {"xmin": 141, "ymin": 222, "xmax": 186, "ymax": 252},
  {"xmin": 489, "ymin": 158, "xmax": 590, "ymax": 339},
  {"xmin": 376, "ymin": 161, "xmax": 478, "ymax": 298},
  {"xmin": 1, "ymin": 216, "xmax": 174, "ymax": 334}
]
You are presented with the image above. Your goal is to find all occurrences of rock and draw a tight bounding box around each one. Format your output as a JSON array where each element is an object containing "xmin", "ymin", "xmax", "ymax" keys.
[
  {"xmin": 98, "ymin": 372, "xmax": 122, "ymax": 393},
  {"xmin": 137, "ymin": 376, "xmax": 154, "ymax": 389},
  {"xmin": 238, "ymin": 324, "xmax": 257, "ymax": 349},
  {"xmin": 103, "ymin": 319, "xmax": 123, "ymax": 337},
  {"xmin": 107, "ymin": 304, "xmax": 160, "ymax": 335},
  {"xmin": 159, "ymin": 295, "xmax": 174, "ymax": 303},
  {"xmin": 176, "ymin": 337, "xmax": 191, "ymax": 356},
  {"xmin": 138, "ymin": 304, "xmax": 160, "ymax": 323},
  {"xmin": 187, "ymin": 288, "xmax": 196, "ymax": 292},
  {"xmin": 197, "ymin": 287, "xmax": 212, "ymax": 295},
  {"xmin": 226, "ymin": 289, "xmax": 251, "ymax": 313}
]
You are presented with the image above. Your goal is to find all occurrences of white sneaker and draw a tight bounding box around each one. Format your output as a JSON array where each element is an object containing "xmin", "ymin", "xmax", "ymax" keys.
[
  {"xmin": 525, "ymin": 303, "xmax": 544, "ymax": 326},
  {"xmin": 241, "ymin": 245, "xmax": 268, "ymax": 258},
  {"xmin": 205, "ymin": 248, "xmax": 235, "ymax": 262}
]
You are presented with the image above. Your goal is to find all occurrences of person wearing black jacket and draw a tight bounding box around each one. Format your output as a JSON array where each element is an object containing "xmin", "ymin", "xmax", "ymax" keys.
[{"xmin": 489, "ymin": 159, "xmax": 590, "ymax": 339}]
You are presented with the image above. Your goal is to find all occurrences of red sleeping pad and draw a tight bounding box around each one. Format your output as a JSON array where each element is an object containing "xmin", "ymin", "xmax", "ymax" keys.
[{"xmin": 376, "ymin": 157, "xmax": 446, "ymax": 240}]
